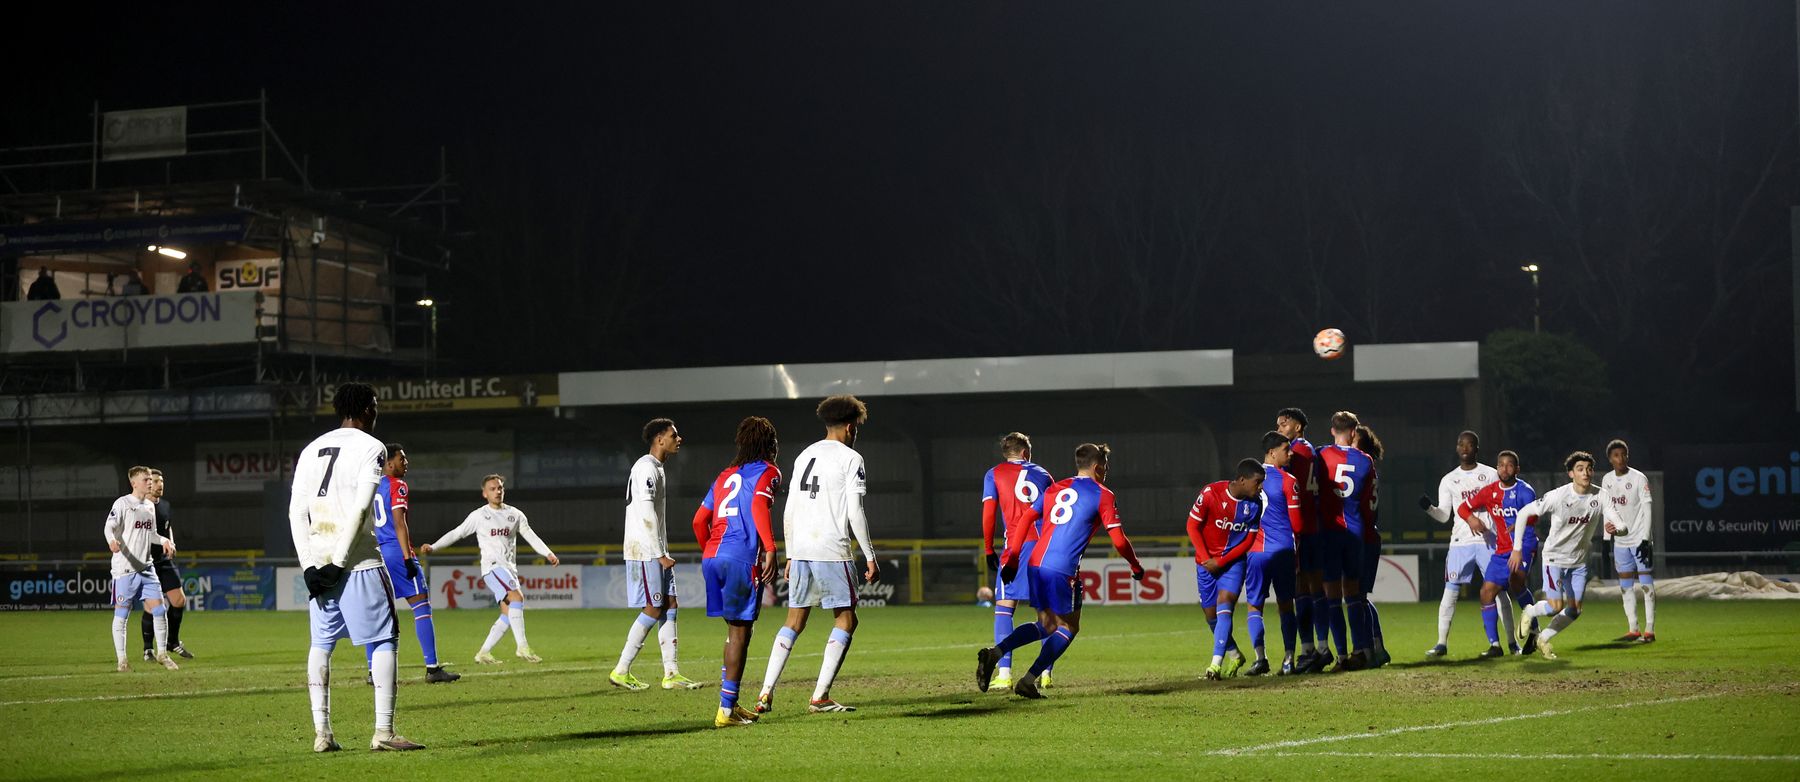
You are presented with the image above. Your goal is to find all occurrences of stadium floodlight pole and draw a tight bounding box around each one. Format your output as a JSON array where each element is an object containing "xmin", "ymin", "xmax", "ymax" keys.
[
  {"xmin": 1520, "ymin": 263, "xmax": 1541, "ymax": 333},
  {"xmin": 416, "ymin": 298, "xmax": 437, "ymax": 375}
]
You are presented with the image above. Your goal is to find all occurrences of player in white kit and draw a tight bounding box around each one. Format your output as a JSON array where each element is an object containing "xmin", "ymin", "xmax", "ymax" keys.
[
  {"xmin": 1417, "ymin": 431, "xmax": 1505, "ymax": 658},
  {"xmin": 755, "ymin": 395, "xmax": 879, "ymax": 715},
  {"xmin": 1602, "ymin": 439, "xmax": 1657, "ymax": 643},
  {"xmin": 105, "ymin": 465, "xmax": 178, "ymax": 672},
  {"xmin": 289, "ymin": 383, "xmax": 423, "ymax": 752},
  {"xmin": 421, "ymin": 474, "xmax": 560, "ymax": 664},
  {"xmin": 609, "ymin": 418, "xmax": 703, "ymax": 691},
  {"xmin": 1514, "ymin": 451, "xmax": 1620, "ymax": 659}
]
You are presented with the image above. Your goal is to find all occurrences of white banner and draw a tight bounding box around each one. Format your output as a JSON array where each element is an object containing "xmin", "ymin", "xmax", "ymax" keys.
[
  {"xmin": 1, "ymin": 292, "xmax": 257, "ymax": 354},
  {"xmin": 196, "ymin": 441, "xmax": 298, "ymax": 493},
  {"xmin": 429, "ymin": 565, "xmax": 584, "ymax": 610},
  {"xmin": 101, "ymin": 105, "xmax": 187, "ymax": 161},
  {"xmin": 1368, "ymin": 554, "xmax": 1421, "ymax": 602}
]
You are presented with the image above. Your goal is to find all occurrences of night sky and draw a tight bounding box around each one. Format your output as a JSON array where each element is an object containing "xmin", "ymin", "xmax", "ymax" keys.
[{"xmin": 9, "ymin": 3, "xmax": 1797, "ymax": 440}]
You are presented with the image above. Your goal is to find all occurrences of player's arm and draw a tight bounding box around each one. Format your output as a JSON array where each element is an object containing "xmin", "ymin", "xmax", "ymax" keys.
[
  {"xmin": 1001, "ymin": 505, "xmax": 1039, "ymax": 569},
  {"xmin": 287, "ymin": 477, "xmax": 316, "ymax": 567},
  {"xmin": 103, "ymin": 503, "xmax": 124, "ymax": 552},
  {"xmin": 630, "ymin": 463, "xmax": 671, "ymax": 563},
  {"xmin": 1284, "ymin": 473, "xmax": 1301, "ymax": 519},
  {"xmin": 1100, "ymin": 493, "xmax": 1144, "ymax": 578},
  {"xmin": 1217, "ymin": 511, "xmax": 1259, "ymax": 567},
  {"xmin": 325, "ymin": 447, "xmax": 384, "ymax": 569},
  {"xmin": 752, "ymin": 470, "xmax": 780, "ymax": 585},
  {"xmin": 421, "ymin": 513, "xmax": 475, "ymax": 554},
  {"xmin": 1637, "ymin": 476, "xmax": 1654, "ymax": 540},
  {"xmin": 1184, "ymin": 492, "xmax": 1209, "ymax": 563},
  {"xmin": 1509, "ymin": 498, "xmax": 1544, "ymax": 572},
  {"xmin": 981, "ymin": 499, "xmax": 999, "ymax": 566},
  {"xmin": 845, "ymin": 456, "xmax": 877, "ymax": 582},
  {"xmin": 518, "ymin": 514, "xmax": 559, "ymax": 566},
  {"xmin": 1421, "ymin": 475, "xmax": 1452, "ymax": 523}
]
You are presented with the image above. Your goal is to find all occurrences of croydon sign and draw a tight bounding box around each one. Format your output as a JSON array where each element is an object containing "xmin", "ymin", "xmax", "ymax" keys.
[{"xmin": 1, "ymin": 291, "xmax": 257, "ymax": 353}]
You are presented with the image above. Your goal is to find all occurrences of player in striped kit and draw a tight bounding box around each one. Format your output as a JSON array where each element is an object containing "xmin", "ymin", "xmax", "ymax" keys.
[
  {"xmin": 420, "ymin": 475, "xmax": 561, "ymax": 665},
  {"xmin": 1453, "ymin": 449, "xmax": 1539, "ymax": 657},
  {"xmin": 694, "ymin": 416, "xmax": 782, "ymax": 727},
  {"xmin": 979, "ymin": 431, "xmax": 1055, "ymax": 689},
  {"xmin": 1276, "ymin": 408, "xmax": 1330, "ymax": 673},
  {"xmin": 977, "ymin": 443, "xmax": 1145, "ymax": 699},
  {"xmin": 1602, "ymin": 440, "xmax": 1657, "ymax": 643},
  {"xmin": 1188, "ymin": 459, "xmax": 1267, "ymax": 680},
  {"xmin": 1417, "ymin": 431, "xmax": 1501, "ymax": 659},
  {"xmin": 1514, "ymin": 451, "xmax": 1621, "ymax": 659},
  {"xmin": 364, "ymin": 445, "xmax": 458, "ymax": 684},
  {"xmin": 106, "ymin": 465, "xmax": 179, "ymax": 672},
  {"xmin": 1316, "ymin": 411, "xmax": 1378, "ymax": 671},
  {"xmin": 1249, "ymin": 432, "xmax": 1303, "ymax": 674}
]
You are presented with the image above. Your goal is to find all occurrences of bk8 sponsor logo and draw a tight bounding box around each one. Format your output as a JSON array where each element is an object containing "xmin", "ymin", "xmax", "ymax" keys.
[{"xmin": 488, "ymin": 528, "xmax": 512, "ymax": 537}]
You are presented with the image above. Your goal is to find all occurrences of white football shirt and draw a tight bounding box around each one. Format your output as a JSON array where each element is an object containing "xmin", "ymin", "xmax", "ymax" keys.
[
  {"xmin": 622, "ymin": 454, "xmax": 669, "ymax": 561},
  {"xmin": 431, "ymin": 503, "xmax": 554, "ymax": 580},
  {"xmin": 104, "ymin": 493, "xmax": 164, "ymax": 577},
  {"xmin": 1427, "ymin": 463, "xmax": 1497, "ymax": 547},
  {"xmin": 1513, "ymin": 484, "xmax": 1618, "ymax": 568},
  {"xmin": 784, "ymin": 439, "xmax": 872, "ymax": 562},
  {"xmin": 288, "ymin": 427, "xmax": 386, "ymax": 572},
  {"xmin": 1601, "ymin": 468, "xmax": 1653, "ymax": 547}
]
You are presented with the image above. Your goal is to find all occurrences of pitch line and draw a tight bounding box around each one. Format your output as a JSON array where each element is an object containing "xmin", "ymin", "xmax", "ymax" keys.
[
  {"xmin": 1210, "ymin": 692, "xmax": 1728, "ymax": 756},
  {"xmin": 0, "ymin": 629, "xmax": 1201, "ymax": 707},
  {"xmin": 1256, "ymin": 750, "xmax": 1800, "ymax": 763}
]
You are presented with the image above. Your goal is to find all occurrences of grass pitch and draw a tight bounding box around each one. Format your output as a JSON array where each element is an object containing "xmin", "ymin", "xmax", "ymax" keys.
[{"xmin": 3, "ymin": 601, "xmax": 1798, "ymax": 780}]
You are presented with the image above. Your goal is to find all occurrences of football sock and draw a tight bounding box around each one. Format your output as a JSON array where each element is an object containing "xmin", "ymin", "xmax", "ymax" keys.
[
  {"xmin": 370, "ymin": 642, "xmax": 397, "ymax": 733},
  {"xmin": 150, "ymin": 603, "xmax": 168, "ymax": 655},
  {"xmin": 616, "ymin": 612, "xmax": 656, "ymax": 674},
  {"xmin": 507, "ymin": 602, "xmax": 529, "ymax": 652},
  {"xmin": 1541, "ymin": 605, "xmax": 1579, "ymax": 640},
  {"xmin": 721, "ymin": 678, "xmax": 741, "ymax": 710},
  {"xmin": 993, "ymin": 606, "xmax": 1016, "ymax": 669},
  {"xmin": 1029, "ymin": 626, "xmax": 1074, "ymax": 678},
  {"xmin": 813, "ymin": 628, "xmax": 852, "ymax": 701},
  {"xmin": 1514, "ymin": 588, "xmax": 1539, "ymax": 632},
  {"xmin": 1247, "ymin": 608, "xmax": 1266, "ymax": 659},
  {"xmin": 1481, "ymin": 601, "xmax": 1500, "ymax": 644},
  {"xmin": 1278, "ymin": 607, "xmax": 1297, "ymax": 657},
  {"xmin": 658, "ymin": 609, "xmax": 680, "ymax": 675},
  {"xmin": 1212, "ymin": 608, "xmax": 1236, "ymax": 658},
  {"xmin": 308, "ymin": 645, "xmax": 333, "ymax": 733},
  {"xmin": 479, "ymin": 614, "xmax": 509, "ymax": 655},
  {"xmin": 1347, "ymin": 596, "xmax": 1371, "ymax": 652},
  {"xmin": 1622, "ymin": 580, "xmax": 1640, "ymax": 632},
  {"xmin": 1325, "ymin": 597, "xmax": 1348, "ymax": 655},
  {"xmin": 1368, "ymin": 601, "xmax": 1386, "ymax": 655},
  {"xmin": 1311, "ymin": 592, "xmax": 1332, "ymax": 650},
  {"xmin": 1295, "ymin": 594, "xmax": 1316, "ymax": 651},
  {"xmin": 412, "ymin": 601, "xmax": 439, "ymax": 667},
  {"xmin": 996, "ymin": 621, "xmax": 1047, "ymax": 654},
  {"xmin": 140, "ymin": 608, "xmax": 154, "ymax": 651},
  {"xmin": 761, "ymin": 626, "xmax": 798, "ymax": 695},
  {"xmin": 1437, "ymin": 587, "xmax": 1458, "ymax": 646},
  {"xmin": 1640, "ymin": 582, "xmax": 1656, "ymax": 633},
  {"xmin": 1493, "ymin": 598, "xmax": 1510, "ymax": 644},
  {"xmin": 167, "ymin": 605, "xmax": 184, "ymax": 646},
  {"xmin": 112, "ymin": 607, "xmax": 129, "ymax": 661}
]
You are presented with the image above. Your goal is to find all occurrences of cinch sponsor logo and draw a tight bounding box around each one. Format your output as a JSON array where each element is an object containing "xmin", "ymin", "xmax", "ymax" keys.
[
  {"xmin": 8, "ymin": 572, "xmax": 112, "ymax": 602},
  {"xmin": 32, "ymin": 294, "xmax": 225, "ymax": 349},
  {"xmin": 1695, "ymin": 452, "xmax": 1800, "ymax": 509}
]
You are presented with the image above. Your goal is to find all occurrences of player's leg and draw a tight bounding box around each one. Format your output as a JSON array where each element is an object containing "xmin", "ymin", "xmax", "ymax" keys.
[
  {"xmin": 1339, "ymin": 535, "xmax": 1370, "ymax": 666},
  {"xmin": 502, "ymin": 587, "xmax": 536, "ymax": 661},
  {"xmin": 163, "ymin": 584, "xmax": 188, "ymax": 656},
  {"xmin": 1477, "ymin": 577, "xmax": 1506, "ymax": 655},
  {"xmin": 658, "ymin": 568, "xmax": 697, "ymax": 687},
  {"xmin": 1014, "ymin": 569, "xmax": 1079, "ymax": 698},
  {"xmin": 1358, "ymin": 540, "xmax": 1387, "ymax": 665},
  {"xmin": 1319, "ymin": 537, "xmax": 1350, "ymax": 660},
  {"xmin": 141, "ymin": 571, "xmax": 175, "ymax": 669},
  {"xmin": 1243, "ymin": 555, "xmax": 1270, "ymax": 673},
  {"xmin": 111, "ymin": 575, "xmax": 134, "ymax": 670},
  {"xmin": 1638, "ymin": 568, "xmax": 1656, "ymax": 641},
  {"xmin": 808, "ymin": 561, "xmax": 860, "ymax": 711},
  {"xmin": 1614, "ymin": 539, "xmax": 1642, "ymax": 640},
  {"xmin": 1432, "ymin": 547, "xmax": 1468, "ymax": 657},
  {"xmin": 761, "ymin": 560, "xmax": 816, "ymax": 706},
  {"xmin": 1209, "ymin": 589, "xmax": 1241, "ymax": 677},
  {"xmin": 1272, "ymin": 549, "xmax": 1299, "ymax": 672},
  {"xmin": 710, "ymin": 556, "xmax": 761, "ymax": 725},
  {"xmin": 474, "ymin": 570, "xmax": 511, "ymax": 663},
  {"xmin": 343, "ymin": 568, "xmax": 421, "ymax": 750},
  {"xmin": 612, "ymin": 560, "xmax": 663, "ymax": 686},
  {"xmin": 307, "ymin": 581, "xmax": 351, "ymax": 751}
]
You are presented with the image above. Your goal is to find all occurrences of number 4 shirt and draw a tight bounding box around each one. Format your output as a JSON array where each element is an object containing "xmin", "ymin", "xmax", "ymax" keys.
[{"xmin": 784, "ymin": 439, "xmax": 873, "ymax": 562}]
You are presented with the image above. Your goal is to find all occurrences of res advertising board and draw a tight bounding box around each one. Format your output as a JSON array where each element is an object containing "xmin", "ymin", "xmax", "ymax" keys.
[{"xmin": 1664, "ymin": 444, "xmax": 1800, "ymax": 551}]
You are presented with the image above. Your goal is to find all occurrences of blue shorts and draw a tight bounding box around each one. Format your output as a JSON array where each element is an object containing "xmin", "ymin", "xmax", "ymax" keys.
[
  {"xmin": 1319, "ymin": 530, "xmax": 1363, "ymax": 583},
  {"xmin": 1444, "ymin": 543, "xmax": 1488, "ymax": 586},
  {"xmin": 1029, "ymin": 565, "xmax": 1082, "ymax": 616},
  {"xmin": 111, "ymin": 570, "xmax": 164, "ymax": 609},
  {"xmin": 1297, "ymin": 532, "xmax": 1323, "ymax": 572},
  {"xmin": 1482, "ymin": 548, "xmax": 1533, "ymax": 588},
  {"xmin": 1359, "ymin": 538, "xmax": 1382, "ymax": 593},
  {"xmin": 1613, "ymin": 543, "xmax": 1652, "ymax": 575},
  {"xmin": 995, "ymin": 541, "xmax": 1035, "ymax": 605},
  {"xmin": 1245, "ymin": 549, "xmax": 1295, "ymax": 608},
  {"xmin": 626, "ymin": 559, "xmax": 677, "ymax": 608},
  {"xmin": 1197, "ymin": 559, "xmax": 1248, "ymax": 608},
  {"xmin": 379, "ymin": 548, "xmax": 428, "ymax": 600},
  {"xmin": 1544, "ymin": 564, "xmax": 1589, "ymax": 604},
  {"xmin": 788, "ymin": 559, "xmax": 858, "ymax": 609},
  {"xmin": 702, "ymin": 557, "xmax": 761, "ymax": 623},
  {"xmin": 310, "ymin": 567, "xmax": 399, "ymax": 649}
]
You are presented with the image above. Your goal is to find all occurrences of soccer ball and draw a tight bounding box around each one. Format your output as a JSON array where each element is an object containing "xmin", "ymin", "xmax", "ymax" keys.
[{"xmin": 1313, "ymin": 328, "xmax": 1347, "ymax": 360}]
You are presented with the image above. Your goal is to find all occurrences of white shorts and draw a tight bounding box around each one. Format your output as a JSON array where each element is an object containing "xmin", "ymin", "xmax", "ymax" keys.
[
  {"xmin": 483, "ymin": 568, "xmax": 520, "ymax": 604},
  {"xmin": 1444, "ymin": 543, "xmax": 1488, "ymax": 586},
  {"xmin": 1541, "ymin": 558, "xmax": 1559, "ymax": 600},
  {"xmin": 626, "ymin": 559, "xmax": 676, "ymax": 609},
  {"xmin": 1544, "ymin": 564, "xmax": 1589, "ymax": 604},
  {"xmin": 1613, "ymin": 543, "xmax": 1652, "ymax": 575},
  {"xmin": 111, "ymin": 570, "xmax": 164, "ymax": 609},
  {"xmin": 309, "ymin": 567, "xmax": 399, "ymax": 648},
  {"xmin": 787, "ymin": 560, "xmax": 858, "ymax": 610}
]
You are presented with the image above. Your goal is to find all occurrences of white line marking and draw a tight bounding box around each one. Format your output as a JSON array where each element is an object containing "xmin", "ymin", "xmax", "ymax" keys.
[
  {"xmin": 1258, "ymin": 750, "xmax": 1800, "ymax": 763},
  {"xmin": 0, "ymin": 630, "xmax": 1200, "ymax": 707},
  {"xmin": 1210, "ymin": 692, "xmax": 1728, "ymax": 756}
]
